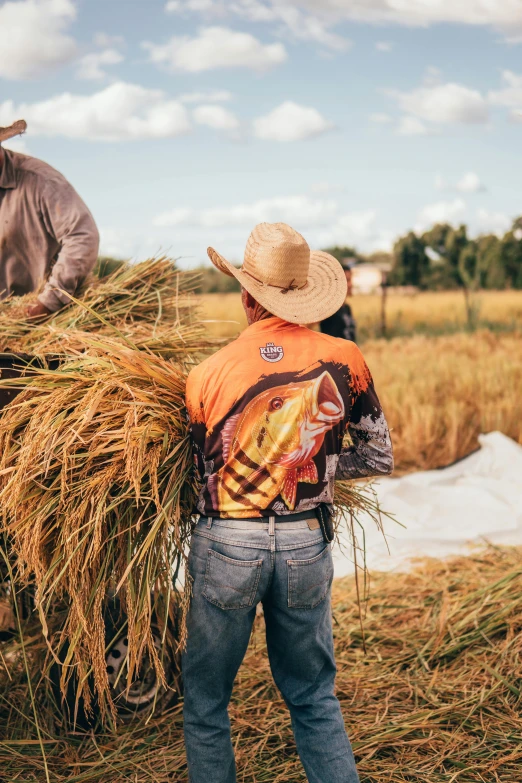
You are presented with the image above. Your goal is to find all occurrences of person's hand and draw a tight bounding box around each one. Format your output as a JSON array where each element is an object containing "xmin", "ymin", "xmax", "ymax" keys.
[{"xmin": 26, "ymin": 301, "xmax": 53, "ymax": 321}]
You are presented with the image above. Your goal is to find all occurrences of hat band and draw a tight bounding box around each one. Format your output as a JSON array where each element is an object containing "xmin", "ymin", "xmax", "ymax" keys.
[{"xmin": 242, "ymin": 268, "xmax": 306, "ymax": 294}]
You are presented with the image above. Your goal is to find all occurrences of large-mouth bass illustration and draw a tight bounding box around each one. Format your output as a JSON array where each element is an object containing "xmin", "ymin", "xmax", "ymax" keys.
[{"xmin": 209, "ymin": 371, "xmax": 345, "ymax": 513}]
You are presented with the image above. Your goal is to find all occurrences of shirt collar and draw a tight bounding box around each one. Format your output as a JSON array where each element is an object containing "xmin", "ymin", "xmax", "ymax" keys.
[
  {"xmin": 239, "ymin": 316, "xmax": 302, "ymax": 338},
  {"xmin": 0, "ymin": 150, "xmax": 18, "ymax": 190}
]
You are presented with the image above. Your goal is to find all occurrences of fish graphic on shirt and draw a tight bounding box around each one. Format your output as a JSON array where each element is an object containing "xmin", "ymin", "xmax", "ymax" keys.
[{"xmin": 209, "ymin": 371, "xmax": 345, "ymax": 513}]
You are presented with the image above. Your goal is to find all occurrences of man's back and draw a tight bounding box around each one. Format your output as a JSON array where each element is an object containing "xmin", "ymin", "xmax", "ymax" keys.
[
  {"xmin": 0, "ymin": 148, "xmax": 99, "ymax": 308},
  {"xmin": 186, "ymin": 316, "xmax": 392, "ymax": 519}
]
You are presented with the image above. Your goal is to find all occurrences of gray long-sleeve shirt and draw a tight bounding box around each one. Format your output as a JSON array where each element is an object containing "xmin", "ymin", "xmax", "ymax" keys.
[{"xmin": 0, "ymin": 149, "xmax": 99, "ymax": 311}]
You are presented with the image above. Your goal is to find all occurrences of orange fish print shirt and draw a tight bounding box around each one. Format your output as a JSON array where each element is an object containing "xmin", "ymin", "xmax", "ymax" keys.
[{"xmin": 186, "ymin": 317, "xmax": 393, "ymax": 519}]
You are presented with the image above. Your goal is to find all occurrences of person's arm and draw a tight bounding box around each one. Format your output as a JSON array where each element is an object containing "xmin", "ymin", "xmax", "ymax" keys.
[
  {"xmin": 185, "ymin": 364, "xmax": 207, "ymax": 479},
  {"xmin": 336, "ymin": 354, "xmax": 393, "ymax": 480},
  {"xmin": 37, "ymin": 177, "xmax": 100, "ymax": 312}
]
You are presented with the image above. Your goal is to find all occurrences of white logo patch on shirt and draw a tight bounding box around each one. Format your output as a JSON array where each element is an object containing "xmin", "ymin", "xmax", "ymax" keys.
[{"xmin": 260, "ymin": 341, "xmax": 284, "ymax": 363}]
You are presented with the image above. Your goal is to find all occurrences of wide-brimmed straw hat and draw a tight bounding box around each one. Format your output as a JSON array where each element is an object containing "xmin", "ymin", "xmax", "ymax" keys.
[
  {"xmin": 207, "ymin": 222, "xmax": 347, "ymax": 324},
  {"xmin": 0, "ymin": 120, "xmax": 27, "ymax": 144}
]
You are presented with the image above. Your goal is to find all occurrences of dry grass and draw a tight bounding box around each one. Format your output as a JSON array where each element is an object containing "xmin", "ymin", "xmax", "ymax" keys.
[
  {"xmin": 200, "ymin": 290, "xmax": 522, "ymax": 340},
  {"xmin": 2, "ymin": 545, "xmax": 522, "ymax": 782},
  {"xmin": 0, "ymin": 336, "xmax": 199, "ymax": 719},
  {"xmin": 365, "ymin": 330, "xmax": 522, "ymax": 473},
  {"xmin": 0, "ymin": 257, "xmax": 206, "ymax": 358}
]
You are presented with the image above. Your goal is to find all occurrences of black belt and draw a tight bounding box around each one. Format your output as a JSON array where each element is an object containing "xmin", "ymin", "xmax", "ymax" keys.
[{"xmin": 201, "ymin": 508, "xmax": 319, "ymax": 524}]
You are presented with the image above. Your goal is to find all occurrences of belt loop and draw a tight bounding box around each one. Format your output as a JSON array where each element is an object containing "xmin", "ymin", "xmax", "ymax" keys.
[
  {"xmin": 268, "ymin": 515, "xmax": 275, "ymax": 537},
  {"xmin": 206, "ymin": 516, "xmax": 213, "ymax": 529}
]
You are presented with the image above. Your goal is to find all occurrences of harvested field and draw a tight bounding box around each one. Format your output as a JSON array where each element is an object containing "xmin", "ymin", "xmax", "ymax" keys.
[
  {"xmin": 200, "ymin": 290, "xmax": 522, "ymax": 340},
  {"xmin": 2, "ymin": 545, "xmax": 521, "ymax": 782},
  {"xmin": 365, "ymin": 330, "xmax": 522, "ymax": 473}
]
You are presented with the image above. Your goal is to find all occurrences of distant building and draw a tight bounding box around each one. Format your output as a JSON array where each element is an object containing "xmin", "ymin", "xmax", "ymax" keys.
[{"xmin": 350, "ymin": 261, "xmax": 391, "ymax": 295}]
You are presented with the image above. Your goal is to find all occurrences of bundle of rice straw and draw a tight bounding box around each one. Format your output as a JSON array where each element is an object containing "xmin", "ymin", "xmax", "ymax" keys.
[
  {"xmin": 0, "ymin": 335, "xmax": 199, "ymax": 718},
  {"xmin": 0, "ymin": 256, "xmax": 204, "ymax": 357}
]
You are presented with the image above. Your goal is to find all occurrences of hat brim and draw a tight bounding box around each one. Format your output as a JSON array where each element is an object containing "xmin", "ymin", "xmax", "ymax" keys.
[
  {"xmin": 207, "ymin": 247, "xmax": 348, "ymax": 325},
  {"xmin": 0, "ymin": 120, "xmax": 27, "ymax": 144}
]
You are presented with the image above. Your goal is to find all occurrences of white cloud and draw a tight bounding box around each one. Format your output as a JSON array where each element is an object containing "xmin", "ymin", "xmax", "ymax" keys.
[
  {"xmin": 165, "ymin": 1, "xmax": 522, "ymax": 44},
  {"xmin": 415, "ymin": 198, "xmax": 466, "ymax": 232},
  {"xmin": 253, "ymin": 101, "xmax": 333, "ymax": 142},
  {"xmin": 193, "ymin": 104, "xmax": 239, "ymax": 131},
  {"xmin": 179, "ymin": 90, "xmax": 233, "ymax": 103},
  {"xmin": 0, "ymin": 0, "xmax": 78, "ymax": 80},
  {"xmin": 0, "ymin": 82, "xmax": 192, "ymax": 142},
  {"xmin": 335, "ymin": 209, "xmax": 377, "ymax": 237},
  {"xmin": 489, "ymin": 70, "xmax": 522, "ymax": 121},
  {"xmin": 392, "ymin": 82, "xmax": 489, "ymax": 125},
  {"xmin": 154, "ymin": 192, "xmax": 393, "ymax": 254},
  {"xmin": 166, "ymin": 0, "xmax": 215, "ymax": 11},
  {"xmin": 76, "ymin": 49, "xmax": 124, "ymax": 80},
  {"xmin": 165, "ymin": 0, "xmax": 350, "ymax": 50},
  {"xmin": 266, "ymin": 4, "xmax": 349, "ymax": 50},
  {"xmin": 436, "ymin": 171, "xmax": 487, "ymax": 193},
  {"xmin": 142, "ymin": 26, "xmax": 287, "ymax": 72},
  {"xmin": 370, "ymin": 112, "xmax": 392, "ymax": 124},
  {"xmin": 93, "ymin": 32, "xmax": 125, "ymax": 48},
  {"xmin": 456, "ymin": 172, "xmax": 486, "ymax": 193},
  {"xmin": 317, "ymin": 209, "xmax": 394, "ymax": 252},
  {"xmin": 396, "ymin": 116, "xmax": 430, "ymax": 135},
  {"xmin": 375, "ymin": 41, "xmax": 393, "ymax": 52},
  {"xmin": 474, "ymin": 208, "xmax": 511, "ymax": 236},
  {"xmin": 278, "ymin": 1, "xmax": 522, "ymax": 39},
  {"xmin": 154, "ymin": 194, "xmax": 338, "ymax": 228}
]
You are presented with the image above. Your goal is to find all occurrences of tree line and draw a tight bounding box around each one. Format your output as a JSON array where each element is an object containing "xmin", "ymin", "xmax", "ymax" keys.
[
  {"xmin": 388, "ymin": 217, "xmax": 522, "ymax": 291},
  {"xmin": 100, "ymin": 216, "xmax": 522, "ymax": 295}
]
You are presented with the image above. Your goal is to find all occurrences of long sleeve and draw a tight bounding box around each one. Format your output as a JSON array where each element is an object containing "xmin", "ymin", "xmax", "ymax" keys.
[
  {"xmin": 186, "ymin": 363, "xmax": 208, "ymax": 480},
  {"xmin": 37, "ymin": 178, "xmax": 100, "ymax": 311},
  {"xmin": 336, "ymin": 371, "xmax": 394, "ymax": 481}
]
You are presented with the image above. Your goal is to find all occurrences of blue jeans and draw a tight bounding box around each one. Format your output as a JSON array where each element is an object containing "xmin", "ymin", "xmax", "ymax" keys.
[{"xmin": 182, "ymin": 516, "xmax": 359, "ymax": 783}]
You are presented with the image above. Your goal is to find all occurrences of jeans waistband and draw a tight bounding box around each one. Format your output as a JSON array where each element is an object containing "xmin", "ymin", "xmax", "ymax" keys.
[
  {"xmin": 200, "ymin": 508, "xmax": 318, "ymax": 525},
  {"xmin": 199, "ymin": 516, "xmax": 319, "ymax": 531}
]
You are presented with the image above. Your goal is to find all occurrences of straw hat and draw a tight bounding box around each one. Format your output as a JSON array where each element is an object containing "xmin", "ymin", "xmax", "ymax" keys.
[
  {"xmin": 0, "ymin": 119, "xmax": 27, "ymax": 144},
  {"xmin": 207, "ymin": 222, "xmax": 347, "ymax": 324}
]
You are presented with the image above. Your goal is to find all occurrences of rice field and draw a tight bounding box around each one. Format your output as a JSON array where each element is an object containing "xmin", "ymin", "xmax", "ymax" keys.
[
  {"xmin": 200, "ymin": 290, "xmax": 522, "ymax": 341},
  {"xmin": 365, "ymin": 330, "xmax": 522, "ymax": 473}
]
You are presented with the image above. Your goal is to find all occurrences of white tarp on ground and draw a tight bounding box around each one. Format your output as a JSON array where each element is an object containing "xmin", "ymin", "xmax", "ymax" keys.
[{"xmin": 333, "ymin": 432, "xmax": 522, "ymax": 577}]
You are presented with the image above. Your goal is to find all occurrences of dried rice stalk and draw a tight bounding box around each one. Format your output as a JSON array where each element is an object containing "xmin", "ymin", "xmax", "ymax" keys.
[
  {"xmin": 0, "ymin": 256, "xmax": 202, "ymax": 356},
  {"xmin": 0, "ymin": 335, "xmax": 199, "ymax": 718}
]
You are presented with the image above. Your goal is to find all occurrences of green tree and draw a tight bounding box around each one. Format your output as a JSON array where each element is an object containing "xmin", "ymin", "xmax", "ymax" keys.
[
  {"xmin": 421, "ymin": 223, "xmax": 469, "ymax": 288},
  {"xmin": 499, "ymin": 220, "xmax": 522, "ymax": 289},
  {"xmin": 476, "ymin": 235, "xmax": 504, "ymax": 289},
  {"xmin": 390, "ymin": 232, "xmax": 428, "ymax": 287}
]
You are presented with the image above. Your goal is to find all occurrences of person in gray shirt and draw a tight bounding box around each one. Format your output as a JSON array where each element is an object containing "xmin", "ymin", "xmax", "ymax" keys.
[{"xmin": 0, "ymin": 120, "xmax": 99, "ymax": 320}]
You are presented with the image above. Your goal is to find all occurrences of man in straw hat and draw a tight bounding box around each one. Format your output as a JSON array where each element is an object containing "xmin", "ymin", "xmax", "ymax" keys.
[
  {"xmin": 0, "ymin": 120, "xmax": 99, "ymax": 319},
  {"xmin": 184, "ymin": 223, "xmax": 393, "ymax": 783}
]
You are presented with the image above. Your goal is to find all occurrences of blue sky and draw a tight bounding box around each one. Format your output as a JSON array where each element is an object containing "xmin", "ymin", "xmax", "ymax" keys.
[{"xmin": 1, "ymin": 0, "xmax": 521, "ymax": 267}]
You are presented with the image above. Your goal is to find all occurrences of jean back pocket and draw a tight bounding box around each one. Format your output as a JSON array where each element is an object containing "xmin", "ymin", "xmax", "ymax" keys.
[
  {"xmin": 203, "ymin": 549, "xmax": 263, "ymax": 610},
  {"xmin": 287, "ymin": 546, "xmax": 333, "ymax": 609}
]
